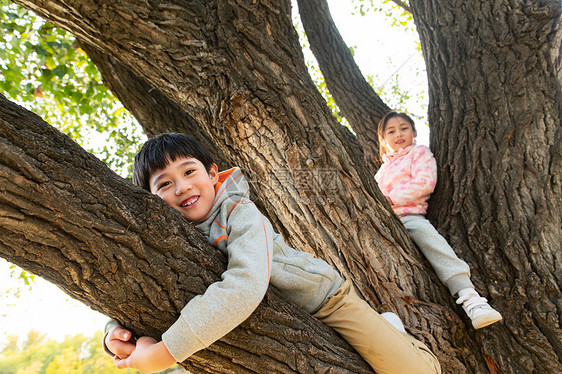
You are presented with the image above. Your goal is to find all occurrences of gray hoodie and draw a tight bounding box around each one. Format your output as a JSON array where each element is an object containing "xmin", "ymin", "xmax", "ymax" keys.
[{"xmin": 111, "ymin": 167, "xmax": 342, "ymax": 362}]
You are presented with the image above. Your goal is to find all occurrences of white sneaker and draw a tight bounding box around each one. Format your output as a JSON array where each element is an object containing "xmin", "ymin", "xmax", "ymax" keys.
[
  {"xmin": 457, "ymin": 294, "xmax": 502, "ymax": 329},
  {"xmin": 381, "ymin": 312, "xmax": 407, "ymax": 333}
]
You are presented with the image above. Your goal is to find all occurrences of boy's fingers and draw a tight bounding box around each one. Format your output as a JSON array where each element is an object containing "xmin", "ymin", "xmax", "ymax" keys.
[
  {"xmin": 109, "ymin": 326, "xmax": 132, "ymax": 341},
  {"xmin": 110, "ymin": 340, "xmax": 136, "ymax": 358},
  {"xmin": 105, "ymin": 326, "xmax": 135, "ymax": 357},
  {"xmin": 114, "ymin": 355, "xmax": 130, "ymax": 369}
]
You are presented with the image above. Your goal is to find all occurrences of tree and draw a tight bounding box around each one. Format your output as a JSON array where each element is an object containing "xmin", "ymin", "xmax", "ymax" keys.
[
  {"xmin": 1, "ymin": 0, "xmax": 560, "ymax": 373},
  {"xmin": 0, "ymin": 330, "xmax": 144, "ymax": 374}
]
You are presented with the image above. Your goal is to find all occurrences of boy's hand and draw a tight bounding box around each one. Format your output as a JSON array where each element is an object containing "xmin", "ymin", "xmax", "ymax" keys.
[
  {"xmin": 105, "ymin": 325, "xmax": 136, "ymax": 358},
  {"xmin": 114, "ymin": 337, "xmax": 176, "ymax": 373}
]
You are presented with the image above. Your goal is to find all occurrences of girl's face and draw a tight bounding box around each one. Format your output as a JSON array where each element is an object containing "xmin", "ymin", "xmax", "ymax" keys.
[{"xmin": 382, "ymin": 116, "xmax": 417, "ymax": 153}]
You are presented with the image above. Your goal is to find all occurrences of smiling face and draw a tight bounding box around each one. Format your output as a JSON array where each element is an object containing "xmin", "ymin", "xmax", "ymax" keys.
[
  {"xmin": 149, "ymin": 156, "xmax": 219, "ymax": 222},
  {"xmin": 382, "ymin": 116, "xmax": 417, "ymax": 153}
]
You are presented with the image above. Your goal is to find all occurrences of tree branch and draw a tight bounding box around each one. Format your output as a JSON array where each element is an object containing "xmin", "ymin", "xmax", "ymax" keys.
[
  {"xmin": 391, "ymin": 0, "xmax": 413, "ymax": 14},
  {"xmin": 297, "ymin": 0, "xmax": 390, "ymax": 172},
  {"xmin": 78, "ymin": 41, "xmax": 231, "ymax": 170}
]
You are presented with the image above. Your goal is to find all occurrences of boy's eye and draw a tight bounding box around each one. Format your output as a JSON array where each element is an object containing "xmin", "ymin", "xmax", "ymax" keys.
[
  {"xmin": 185, "ymin": 169, "xmax": 194, "ymax": 176},
  {"xmin": 159, "ymin": 181, "xmax": 171, "ymax": 189}
]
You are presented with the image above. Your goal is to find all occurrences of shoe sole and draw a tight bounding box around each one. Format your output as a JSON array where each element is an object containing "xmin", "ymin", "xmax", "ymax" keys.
[{"xmin": 472, "ymin": 314, "xmax": 502, "ymax": 329}]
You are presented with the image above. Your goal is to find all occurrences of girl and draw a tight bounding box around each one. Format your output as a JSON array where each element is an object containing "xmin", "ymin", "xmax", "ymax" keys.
[{"xmin": 375, "ymin": 111, "xmax": 502, "ymax": 329}]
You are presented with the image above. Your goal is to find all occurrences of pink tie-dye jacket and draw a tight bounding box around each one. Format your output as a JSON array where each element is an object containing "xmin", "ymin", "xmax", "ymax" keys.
[{"xmin": 375, "ymin": 145, "xmax": 437, "ymax": 217}]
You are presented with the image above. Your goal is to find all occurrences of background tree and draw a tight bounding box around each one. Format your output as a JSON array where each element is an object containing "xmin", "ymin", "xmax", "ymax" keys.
[
  {"xmin": 0, "ymin": 330, "xmax": 150, "ymax": 374},
  {"xmin": 1, "ymin": 1, "xmax": 560, "ymax": 374}
]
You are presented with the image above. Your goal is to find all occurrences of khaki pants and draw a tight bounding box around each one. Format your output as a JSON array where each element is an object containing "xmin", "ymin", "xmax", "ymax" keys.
[{"xmin": 313, "ymin": 280, "xmax": 441, "ymax": 374}]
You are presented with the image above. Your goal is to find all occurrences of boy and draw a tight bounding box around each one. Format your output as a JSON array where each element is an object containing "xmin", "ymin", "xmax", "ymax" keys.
[{"xmin": 104, "ymin": 133, "xmax": 441, "ymax": 374}]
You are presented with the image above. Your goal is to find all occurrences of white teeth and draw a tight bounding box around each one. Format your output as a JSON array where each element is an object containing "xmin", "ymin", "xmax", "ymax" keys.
[{"xmin": 181, "ymin": 197, "xmax": 198, "ymax": 207}]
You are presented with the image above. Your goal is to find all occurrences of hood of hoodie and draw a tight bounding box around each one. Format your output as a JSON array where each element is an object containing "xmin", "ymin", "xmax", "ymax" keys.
[{"xmin": 195, "ymin": 167, "xmax": 249, "ymax": 232}]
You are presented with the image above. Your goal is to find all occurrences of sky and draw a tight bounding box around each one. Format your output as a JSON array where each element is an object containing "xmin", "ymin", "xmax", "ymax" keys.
[{"xmin": 0, "ymin": 0, "xmax": 428, "ymax": 348}]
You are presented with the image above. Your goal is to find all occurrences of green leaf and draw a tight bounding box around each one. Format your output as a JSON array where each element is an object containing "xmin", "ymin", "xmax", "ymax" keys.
[
  {"xmin": 35, "ymin": 45, "xmax": 48, "ymax": 55},
  {"xmin": 71, "ymin": 91, "xmax": 83, "ymax": 102},
  {"xmin": 41, "ymin": 68, "xmax": 54, "ymax": 81},
  {"xmin": 52, "ymin": 64, "xmax": 68, "ymax": 78}
]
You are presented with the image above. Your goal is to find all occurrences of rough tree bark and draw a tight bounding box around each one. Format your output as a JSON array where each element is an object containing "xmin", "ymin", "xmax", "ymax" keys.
[
  {"xmin": 414, "ymin": 1, "xmax": 562, "ymax": 373},
  {"xmin": 0, "ymin": 94, "xmax": 373, "ymax": 373},
  {"xmin": 1, "ymin": 0, "xmax": 559, "ymax": 373}
]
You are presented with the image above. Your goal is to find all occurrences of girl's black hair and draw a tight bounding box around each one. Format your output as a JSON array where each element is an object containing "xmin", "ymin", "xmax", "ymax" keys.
[
  {"xmin": 377, "ymin": 111, "xmax": 417, "ymax": 158},
  {"xmin": 132, "ymin": 133, "xmax": 215, "ymax": 191}
]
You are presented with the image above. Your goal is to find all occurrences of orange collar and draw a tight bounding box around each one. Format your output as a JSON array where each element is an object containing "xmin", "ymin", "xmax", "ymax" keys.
[{"xmin": 214, "ymin": 167, "xmax": 237, "ymax": 193}]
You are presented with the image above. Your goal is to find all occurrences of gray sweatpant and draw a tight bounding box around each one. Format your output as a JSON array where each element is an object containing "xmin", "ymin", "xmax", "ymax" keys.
[{"xmin": 401, "ymin": 215, "xmax": 474, "ymax": 296}]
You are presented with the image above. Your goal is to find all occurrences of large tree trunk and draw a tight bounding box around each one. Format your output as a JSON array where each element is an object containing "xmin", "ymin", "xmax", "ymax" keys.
[
  {"xmin": 3, "ymin": 0, "xmax": 559, "ymax": 373},
  {"xmin": 412, "ymin": 0, "xmax": 562, "ymax": 373},
  {"xmin": 0, "ymin": 94, "xmax": 372, "ymax": 373}
]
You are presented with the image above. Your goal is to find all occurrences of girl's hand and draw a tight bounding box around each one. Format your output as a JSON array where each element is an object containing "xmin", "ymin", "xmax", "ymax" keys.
[{"xmin": 113, "ymin": 337, "xmax": 176, "ymax": 373}]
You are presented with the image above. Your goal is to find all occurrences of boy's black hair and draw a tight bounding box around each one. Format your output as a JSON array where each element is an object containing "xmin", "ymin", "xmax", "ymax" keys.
[
  {"xmin": 133, "ymin": 133, "xmax": 215, "ymax": 191},
  {"xmin": 377, "ymin": 111, "xmax": 417, "ymax": 158}
]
